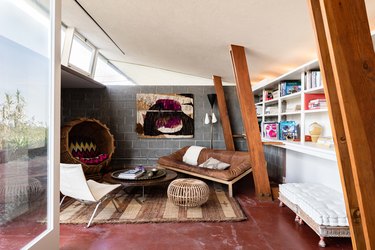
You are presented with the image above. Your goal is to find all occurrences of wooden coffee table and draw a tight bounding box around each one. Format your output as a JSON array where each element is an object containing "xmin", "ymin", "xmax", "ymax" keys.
[{"xmin": 103, "ymin": 168, "xmax": 177, "ymax": 202}]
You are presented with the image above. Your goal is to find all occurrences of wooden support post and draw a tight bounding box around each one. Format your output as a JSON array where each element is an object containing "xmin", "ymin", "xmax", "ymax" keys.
[
  {"xmin": 212, "ymin": 75, "xmax": 235, "ymax": 151},
  {"xmin": 308, "ymin": 0, "xmax": 365, "ymax": 248},
  {"xmin": 230, "ymin": 45, "xmax": 271, "ymax": 199},
  {"xmin": 317, "ymin": 0, "xmax": 375, "ymax": 247}
]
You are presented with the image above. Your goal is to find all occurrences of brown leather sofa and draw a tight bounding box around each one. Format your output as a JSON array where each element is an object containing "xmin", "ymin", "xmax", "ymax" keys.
[{"xmin": 157, "ymin": 146, "xmax": 252, "ymax": 197}]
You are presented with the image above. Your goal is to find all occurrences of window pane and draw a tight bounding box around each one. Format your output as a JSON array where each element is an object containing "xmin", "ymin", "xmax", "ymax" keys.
[
  {"xmin": 0, "ymin": 0, "xmax": 51, "ymax": 247},
  {"xmin": 68, "ymin": 35, "xmax": 93, "ymax": 74},
  {"xmin": 94, "ymin": 55, "xmax": 134, "ymax": 85}
]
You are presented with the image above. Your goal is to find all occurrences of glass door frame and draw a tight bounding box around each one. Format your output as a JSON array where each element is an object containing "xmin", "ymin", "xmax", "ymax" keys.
[{"xmin": 22, "ymin": 0, "xmax": 61, "ymax": 248}]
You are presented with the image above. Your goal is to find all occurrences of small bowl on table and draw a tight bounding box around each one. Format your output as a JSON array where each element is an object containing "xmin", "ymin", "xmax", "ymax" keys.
[{"xmin": 151, "ymin": 168, "xmax": 158, "ymax": 174}]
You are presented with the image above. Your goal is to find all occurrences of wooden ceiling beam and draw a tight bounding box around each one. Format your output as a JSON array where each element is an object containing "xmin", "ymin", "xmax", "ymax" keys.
[
  {"xmin": 307, "ymin": 0, "xmax": 366, "ymax": 248},
  {"xmin": 230, "ymin": 45, "xmax": 271, "ymax": 199},
  {"xmin": 212, "ymin": 75, "xmax": 235, "ymax": 151},
  {"xmin": 316, "ymin": 0, "xmax": 375, "ymax": 247}
]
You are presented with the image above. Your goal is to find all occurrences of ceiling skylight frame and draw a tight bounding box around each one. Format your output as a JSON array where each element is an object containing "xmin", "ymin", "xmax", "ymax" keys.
[{"xmin": 94, "ymin": 53, "xmax": 135, "ymax": 85}]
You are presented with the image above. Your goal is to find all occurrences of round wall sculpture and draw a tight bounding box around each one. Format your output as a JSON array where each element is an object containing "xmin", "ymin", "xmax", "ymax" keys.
[{"xmin": 61, "ymin": 118, "xmax": 115, "ymax": 180}]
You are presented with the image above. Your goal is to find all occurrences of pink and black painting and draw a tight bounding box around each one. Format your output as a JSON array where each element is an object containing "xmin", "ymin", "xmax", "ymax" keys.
[{"xmin": 136, "ymin": 93, "xmax": 194, "ymax": 138}]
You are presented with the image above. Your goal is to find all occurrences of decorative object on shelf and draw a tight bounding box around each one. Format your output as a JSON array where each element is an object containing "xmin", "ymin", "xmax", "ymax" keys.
[
  {"xmin": 205, "ymin": 94, "xmax": 217, "ymax": 149},
  {"xmin": 305, "ymin": 135, "xmax": 312, "ymax": 142},
  {"xmin": 136, "ymin": 93, "xmax": 194, "ymax": 138},
  {"xmin": 264, "ymin": 89, "xmax": 274, "ymax": 101},
  {"xmin": 263, "ymin": 122, "xmax": 279, "ymax": 139},
  {"xmin": 316, "ymin": 137, "xmax": 334, "ymax": 148},
  {"xmin": 309, "ymin": 122, "xmax": 323, "ymax": 143}
]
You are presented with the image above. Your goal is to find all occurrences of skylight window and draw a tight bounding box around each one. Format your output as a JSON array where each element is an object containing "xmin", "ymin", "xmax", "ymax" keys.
[
  {"xmin": 94, "ymin": 55, "xmax": 134, "ymax": 85},
  {"xmin": 68, "ymin": 35, "xmax": 94, "ymax": 74}
]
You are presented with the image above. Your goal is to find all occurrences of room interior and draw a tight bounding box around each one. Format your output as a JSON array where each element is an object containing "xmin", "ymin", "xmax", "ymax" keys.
[{"xmin": 1, "ymin": 0, "xmax": 375, "ymax": 249}]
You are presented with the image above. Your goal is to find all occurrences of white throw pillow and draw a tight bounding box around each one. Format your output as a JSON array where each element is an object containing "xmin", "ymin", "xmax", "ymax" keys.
[
  {"xmin": 198, "ymin": 157, "xmax": 230, "ymax": 170},
  {"xmin": 182, "ymin": 146, "xmax": 205, "ymax": 165}
]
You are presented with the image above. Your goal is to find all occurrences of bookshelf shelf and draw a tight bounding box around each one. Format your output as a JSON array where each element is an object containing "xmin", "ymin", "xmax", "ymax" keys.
[
  {"xmin": 304, "ymin": 108, "xmax": 328, "ymax": 113},
  {"xmin": 281, "ymin": 111, "xmax": 301, "ymax": 116},
  {"xmin": 280, "ymin": 92, "xmax": 301, "ymax": 100},
  {"xmin": 304, "ymin": 86, "xmax": 325, "ymax": 94},
  {"xmin": 261, "ymin": 138, "xmax": 336, "ymax": 161},
  {"xmin": 264, "ymin": 98, "xmax": 279, "ymax": 104},
  {"xmin": 264, "ymin": 114, "xmax": 278, "ymax": 117}
]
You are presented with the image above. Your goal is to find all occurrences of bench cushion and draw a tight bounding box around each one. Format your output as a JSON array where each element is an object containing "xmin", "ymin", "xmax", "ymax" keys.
[
  {"xmin": 279, "ymin": 183, "xmax": 348, "ymax": 227},
  {"xmin": 279, "ymin": 183, "xmax": 322, "ymax": 204}
]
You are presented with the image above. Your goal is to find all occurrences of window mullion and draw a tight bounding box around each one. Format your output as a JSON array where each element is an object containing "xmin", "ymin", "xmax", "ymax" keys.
[{"xmin": 90, "ymin": 48, "xmax": 99, "ymax": 78}]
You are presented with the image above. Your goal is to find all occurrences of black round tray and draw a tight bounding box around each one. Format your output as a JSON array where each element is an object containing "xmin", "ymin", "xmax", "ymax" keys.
[{"xmin": 111, "ymin": 169, "xmax": 167, "ymax": 180}]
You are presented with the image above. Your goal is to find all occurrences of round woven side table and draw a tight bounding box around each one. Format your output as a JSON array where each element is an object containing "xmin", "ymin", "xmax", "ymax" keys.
[{"xmin": 167, "ymin": 178, "xmax": 209, "ymax": 207}]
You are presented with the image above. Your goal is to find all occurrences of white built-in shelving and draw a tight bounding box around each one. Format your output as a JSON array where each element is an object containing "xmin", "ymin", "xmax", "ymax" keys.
[{"xmin": 252, "ymin": 59, "xmax": 336, "ymax": 161}]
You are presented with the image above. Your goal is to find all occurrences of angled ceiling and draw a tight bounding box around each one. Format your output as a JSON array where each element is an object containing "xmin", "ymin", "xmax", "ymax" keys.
[{"xmin": 62, "ymin": 0, "xmax": 375, "ymax": 85}]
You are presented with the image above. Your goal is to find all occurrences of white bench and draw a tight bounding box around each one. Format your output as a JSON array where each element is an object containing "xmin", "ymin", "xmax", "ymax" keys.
[{"xmin": 278, "ymin": 183, "xmax": 350, "ymax": 247}]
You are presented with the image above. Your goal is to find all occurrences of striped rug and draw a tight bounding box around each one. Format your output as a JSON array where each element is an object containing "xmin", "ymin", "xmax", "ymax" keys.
[{"xmin": 60, "ymin": 183, "xmax": 246, "ymax": 224}]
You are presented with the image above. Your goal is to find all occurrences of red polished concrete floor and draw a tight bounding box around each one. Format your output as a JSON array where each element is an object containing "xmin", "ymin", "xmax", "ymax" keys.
[{"xmin": 2, "ymin": 176, "xmax": 352, "ymax": 249}]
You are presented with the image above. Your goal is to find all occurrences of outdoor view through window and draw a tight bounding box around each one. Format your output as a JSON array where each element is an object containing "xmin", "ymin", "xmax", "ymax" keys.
[{"xmin": 0, "ymin": 0, "xmax": 52, "ymax": 247}]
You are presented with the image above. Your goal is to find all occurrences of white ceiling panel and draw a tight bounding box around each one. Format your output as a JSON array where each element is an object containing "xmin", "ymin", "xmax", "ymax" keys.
[{"xmin": 62, "ymin": 0, "xmax": 375, "ymax": 85}]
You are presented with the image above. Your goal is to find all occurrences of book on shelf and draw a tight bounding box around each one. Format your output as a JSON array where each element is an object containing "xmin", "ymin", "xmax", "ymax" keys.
[
  {"xmin": 272, "ymin": 89, "xmax": 279, "ymax": 99},
  {"xmin": 306, "ymin": 70, "xmax": 323, "ymax": 90},
  {"xmin": 265, "ymin": 106, "xmax": 278, "ymax": 114},
  {"xmin": 280, "ymin": 80, "xmax": 301, "ymax": 97},
  {"xmin": 304, "ymin": 93, "xmax": 326, "ymax": 110},
  {"xmin": 256, "ymin": 105, "xmax": 263, "ymax": 116},
  {"xmin": 308, "ymin": 99, "xmax": 327, "ymax": 110}
]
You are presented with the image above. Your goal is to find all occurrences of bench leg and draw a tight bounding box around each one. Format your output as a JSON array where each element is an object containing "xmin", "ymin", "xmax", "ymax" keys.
[
  {"xmin": 298, "ymin": 217, "xmax": 304, "ymax": 225},
  {"xmin": 228, "ymin": 184, "xmax": 233, "ymax": 197},
  {"xmin": 295, "ymin": 215, "xmax": 299, "ymax": 222},
  {"xmin": 318, "ymin": 237, "xmax": 326, "ymax": 247}
]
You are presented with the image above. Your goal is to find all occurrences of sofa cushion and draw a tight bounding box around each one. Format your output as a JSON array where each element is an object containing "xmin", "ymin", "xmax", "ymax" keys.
[
  {"xmin": 158, "ymin": 146, "xmax": 251, "ymax": 181},
  {"xmin": 198, "ymin": 157, "xmax": 230, "ymax": 170}
]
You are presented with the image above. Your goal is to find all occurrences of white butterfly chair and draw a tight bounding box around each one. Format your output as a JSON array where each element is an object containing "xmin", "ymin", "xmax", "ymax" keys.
[{"xmin": 60, "ymin": 163, "xmax": 122, "ymax": 228}]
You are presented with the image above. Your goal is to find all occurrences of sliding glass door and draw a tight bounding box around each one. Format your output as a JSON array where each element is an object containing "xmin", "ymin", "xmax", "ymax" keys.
[{"xmin": 0, "ymin": 0, "xmax": 60, "ymax": 248}]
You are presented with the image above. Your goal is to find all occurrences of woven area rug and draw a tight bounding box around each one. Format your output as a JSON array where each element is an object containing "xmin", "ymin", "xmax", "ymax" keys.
[{"xmin": 60, "ymin": 183, "xmax": 246, "ymax": 224}]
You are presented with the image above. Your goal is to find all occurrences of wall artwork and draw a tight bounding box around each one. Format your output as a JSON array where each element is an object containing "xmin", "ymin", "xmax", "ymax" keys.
[{"xmin": 136, "ymin": 93, "xmax": 194, "ymax": 138}]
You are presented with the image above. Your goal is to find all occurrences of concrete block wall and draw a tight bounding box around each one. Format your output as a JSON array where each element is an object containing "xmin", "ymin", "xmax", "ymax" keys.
[{"xmin": 61, "ymin": 85, "xmax": 283, "ymax": 181}]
